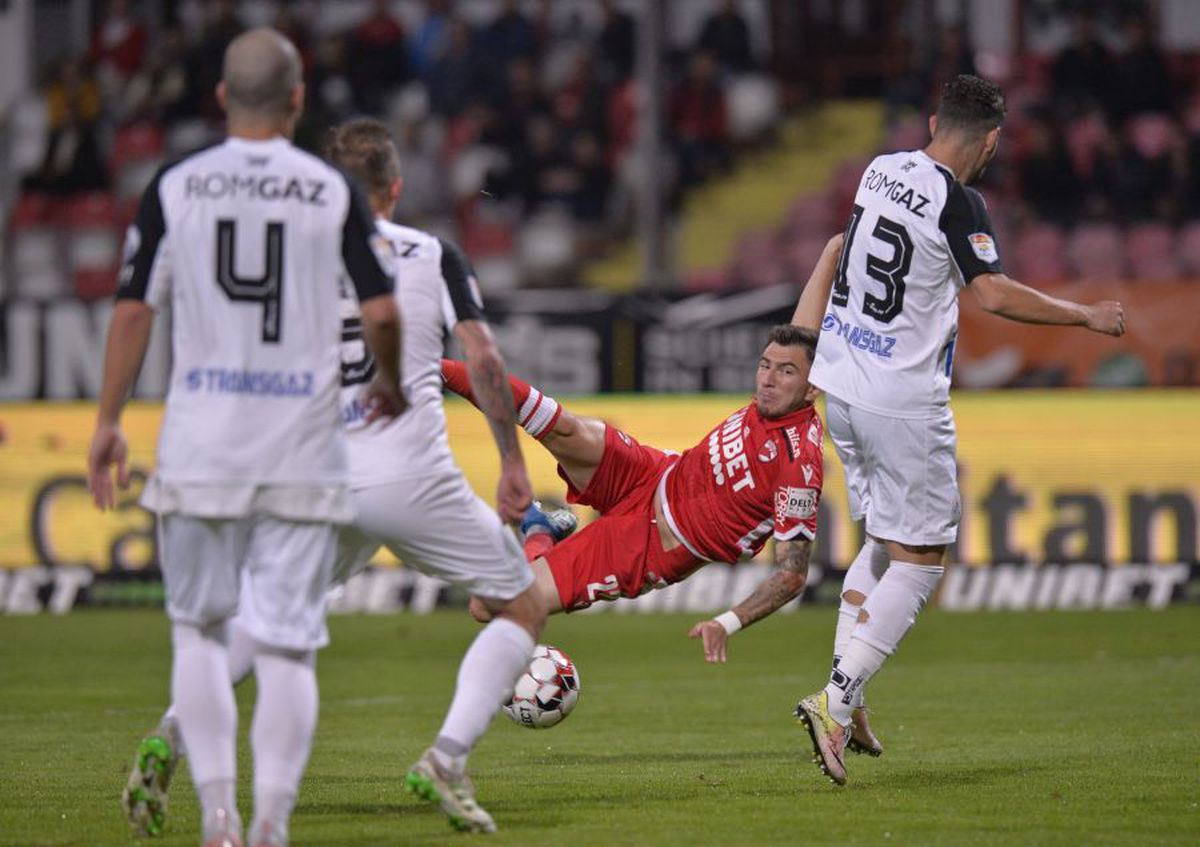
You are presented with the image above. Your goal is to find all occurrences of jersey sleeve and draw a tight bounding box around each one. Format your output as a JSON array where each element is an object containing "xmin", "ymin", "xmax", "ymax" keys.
[
  {"xmin": 773, "ymin": 421, "xmax": 824, "ymax": 542},
  {"xmin": 116, "ymin": 168, "xmax": 171, "ymax": 309},
  {"xmin": 938, "ymin": 182, "xmax": 1004, "ymax": 284},
  {"xmin": 340, "ymin": 176, "xmax": 394, "ymax": 302},
  {"xmin": 437, "ymin": 238, "xmax": 485, "ymax": 327}
]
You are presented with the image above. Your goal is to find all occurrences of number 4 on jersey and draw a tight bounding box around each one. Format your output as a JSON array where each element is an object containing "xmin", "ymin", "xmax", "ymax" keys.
[
  {"xmin": 215, "ymin": 219, "xmax": 285, "ymax": 343},
  {"xmin": 831, "ymin": 203, "xmax": 913, "ymax": 324}
]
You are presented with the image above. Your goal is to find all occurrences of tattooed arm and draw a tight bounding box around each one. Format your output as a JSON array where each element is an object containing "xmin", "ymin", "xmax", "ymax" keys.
[
  {"xmin": 452, "ymin": 319, "xmax": 532, "ymax": 523},
  {"xmin": 688, "ymin": 537, "xmax": 813, "ymax": 663}
]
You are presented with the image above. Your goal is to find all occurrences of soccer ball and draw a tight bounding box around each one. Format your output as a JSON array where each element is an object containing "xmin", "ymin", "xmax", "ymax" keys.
[{"xmin": 503, "ymin": 644, "xmax": 580, "ymax": 729}]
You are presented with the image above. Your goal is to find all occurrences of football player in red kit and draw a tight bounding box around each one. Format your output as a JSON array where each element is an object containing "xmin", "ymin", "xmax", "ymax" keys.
[{"xmin": 445, "ymin": 235, "xmax": 844, "ymax": 658}]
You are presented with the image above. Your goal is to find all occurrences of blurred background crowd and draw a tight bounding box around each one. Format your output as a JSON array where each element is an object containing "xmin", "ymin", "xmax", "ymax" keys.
[{"xmin": 1, "ymin": 0, "xmax": 1198, "ymax": 328}]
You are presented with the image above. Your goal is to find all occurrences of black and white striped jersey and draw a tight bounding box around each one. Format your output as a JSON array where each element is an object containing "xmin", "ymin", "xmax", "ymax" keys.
[
  {"xmin": 810, "ymin": 149, "xmax": 1004, "ymax": 419},
  {"xmin": 117, "ymin": 135, "xmax": 393, "ymax": 519},
  {"xmin": 338, "ymin": 219, "xmax": 486, "ymax": 486}
]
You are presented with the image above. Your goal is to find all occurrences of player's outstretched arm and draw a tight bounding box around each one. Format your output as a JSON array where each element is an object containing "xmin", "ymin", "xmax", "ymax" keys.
[
  {"xmin": 88, "ymin": 300, "xmax": 155, "ymax": 510},
  {"xmin": 454, "ymin": 319, "xmax": 532, "ymax": 524},
  {"xmin": 790, "ymin": 234, "xmax": 843, "ymax": 330},
  {"xmin": 688, "ymin": 538, "xmax": 812, "ymax": 663},
  {"xmin": 969, "ymin": 273, "xmax": 1125, "ymax": 336}
]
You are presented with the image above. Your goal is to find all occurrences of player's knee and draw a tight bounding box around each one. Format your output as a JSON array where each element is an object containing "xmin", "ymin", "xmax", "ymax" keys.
[{"xmin": 468, "ymin": 596, "xmax": 493, "ymax": 624}]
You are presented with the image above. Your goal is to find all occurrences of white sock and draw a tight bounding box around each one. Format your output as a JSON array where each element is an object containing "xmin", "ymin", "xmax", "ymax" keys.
[
  {"xmin": 160, "ymin": 617, "xmax": 259, "ymax": 759},
  {"xmin": 171, "ymin": 623, "xmax": 239, "ymax": 821},
  {"xmin": 824, "ymin": 561, "xmax": 944, "ymax": 723},
  {"xmin": 250, "ymin": 648, "xmax": 317, "ymax": 837},
  {"xmin": 433, "ymin": 617, "xmax": 534, "ymax": 773},
  {"xmin": 832, "ymin": 538, "xmax": 890, "ymax": 709}
]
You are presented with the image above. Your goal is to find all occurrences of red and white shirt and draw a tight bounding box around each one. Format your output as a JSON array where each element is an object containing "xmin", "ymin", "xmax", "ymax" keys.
[{"xmin": 659, "ymin": 402, "xmax": 824, "ymax": 563}]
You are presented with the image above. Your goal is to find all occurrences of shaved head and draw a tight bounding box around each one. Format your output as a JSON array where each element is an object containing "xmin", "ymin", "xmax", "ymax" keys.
[{"xmin": 221, "ymin": 28, "xmax": 302, "ymax": 119}]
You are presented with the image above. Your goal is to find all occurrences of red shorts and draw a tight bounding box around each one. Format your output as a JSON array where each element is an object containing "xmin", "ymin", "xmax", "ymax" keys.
[{"xmin": 545, "ymin": 426, "xmax": 702, "ymax": 611}]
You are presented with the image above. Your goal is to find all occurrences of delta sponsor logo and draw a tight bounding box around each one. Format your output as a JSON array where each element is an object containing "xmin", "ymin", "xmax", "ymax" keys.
[
  {"xmin": 821, "ymin": 314, "xmax": 896, "ymax": 359},
  {"xmin": 776, "ymin": 486, "xmax": 818, "ymax": 521}
]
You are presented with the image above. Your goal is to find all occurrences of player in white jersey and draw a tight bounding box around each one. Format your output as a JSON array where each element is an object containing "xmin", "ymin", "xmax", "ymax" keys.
[
  {"xmin": 121, "ymin": 118, "xmax": 548, "ymax": 836},
  {"xmin": 326, "ymin": 119, "xmax": 547, "ymax": 834},
  {"xmin": 88, "ymin": 30, "xmax": 405, "ymax": 847},
  {"xmin": 794, "ymin": 75, "xmax": 1126, "ymax": 786}
]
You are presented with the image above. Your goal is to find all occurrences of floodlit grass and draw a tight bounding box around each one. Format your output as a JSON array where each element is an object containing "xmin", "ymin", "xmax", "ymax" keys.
[{"xmin": 1, "ymin": 608, "xmax": 1197, "ymax": 845}]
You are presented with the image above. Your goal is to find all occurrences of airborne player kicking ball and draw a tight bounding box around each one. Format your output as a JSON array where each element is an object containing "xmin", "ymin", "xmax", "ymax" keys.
[{"xmin": 452, "ymin": 233, "xmax": 881, "ymax": 757}]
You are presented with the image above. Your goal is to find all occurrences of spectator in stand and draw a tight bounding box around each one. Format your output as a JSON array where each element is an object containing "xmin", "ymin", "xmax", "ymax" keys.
[
  {"xmin": 923, "ymin": 24, "xmax": 976, "ymax": 94},
  {"xmin": 295, "ymin": 32, "xmax": 355, "ymax": 152},
  {"xmin": 480, "ymin": 0, "xmax": 538, "ymax": 77},
  {"xmin": 1050, "ymin": 13, "xmax": 1113, "ymax": 117},
  {"xmin": 122, "ymin": 26, "xmax": 189, "ymax": 125},
  {"xmin": 1018, "ymin": 111, "xmax": 1081, "ymax": 226},
  {"xmin": 1107, "ymin": 120, "xmax": 1186, "ymax": 222},
  {"xmin": 23, "ymin": 58, "xmax": 109, "ymax": 195},
  {"xmin": 492, "ymin": 56, "xmax": 550, "ymax": 152},
  {"xmin": 410, "ymin": 0, "xmax": 452, "ymax": 79},
  {"xmin": 1111, "ymin": 16, "xmax": 1173, "ymax": 121},
  {"xmin": 565, "ymin": 130, "xmax": 613, "ymax": 224},
  {"xmin": 553, "ymin": 52, "xmax": 610, "ymax": 141},
  {"xmin": 670, "ymin": 51, "xmax": 731, "ymax": 188},
  {"xmin": 89, "ymin": 0, "xmax": 147, "ymax": 90},
  {"xmin": 597, "ymin": 0, "xmax": 636, "ymax": 83},
  {"xmin": 427, "ymin": 17, "xmax": 483, "ymax": 117},
  {"xmin": 697, "ymin": 0, "xmax": 755, "ymax": 73},
  {"xmin": 183, "ymin": 0, "xmax": 243, "ymax": 123},
  {"xmin": 347, "ymin": 0, "xmax": 411, "ymax": 114}
]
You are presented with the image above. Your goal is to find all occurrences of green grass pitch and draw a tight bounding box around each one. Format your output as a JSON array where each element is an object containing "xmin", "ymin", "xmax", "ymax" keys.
[{"xmin": 1, "ymin": 607, "xmax": 1197, "ymax": 846}]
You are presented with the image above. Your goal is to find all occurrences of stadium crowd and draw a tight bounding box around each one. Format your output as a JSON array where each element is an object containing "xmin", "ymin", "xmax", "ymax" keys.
[
  {"xmin": 5, "ymin": 0, "xmax": 780, "ymax": 299},
  {"xmin": 720, "ymin": 8, "xmax": 1200, "ymax": 292}
]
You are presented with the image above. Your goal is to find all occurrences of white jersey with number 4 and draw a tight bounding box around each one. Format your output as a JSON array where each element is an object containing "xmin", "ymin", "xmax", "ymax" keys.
[
  {"xmin": 810, "ymin": 149, "xmax": 1003, "ymax": 419},
  {"xmin": 117, "ymin": 136, "xmax": 394, "ymax": 521},
  {"xmin": 338, "ymin": 220, "xmax": 487, "ymax": 487}
]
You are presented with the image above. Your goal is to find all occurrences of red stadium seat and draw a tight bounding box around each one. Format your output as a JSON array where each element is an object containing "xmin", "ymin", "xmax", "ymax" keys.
[
  {"xmin": 1068, "ymin": 222, "xmax": 1125, "ymax": 282},
  {"xmin": 1126, "ymin": 223, "xmax": 1179, "ymax": 282},
  {"xmin": 1009, "ymin": 223, "xmax": 1067, "ymax": 284},
  {"xmin": 8, "ymin": 191, "xmax": 68, "ymax": 300},
  {"xmin": 1177, "ymin": 221, "xmax": 1200, "ymax": 276},
  {"xmin": 65, "ymin": 192, "xmax": 119, "ymax": 300},
  {"xmin": 111, "ymin": 123, "xmax": 165, "ymax": 201}
]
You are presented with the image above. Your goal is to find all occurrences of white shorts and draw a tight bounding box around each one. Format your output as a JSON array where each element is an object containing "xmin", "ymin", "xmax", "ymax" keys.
[
  {"xmin": 332, "ymin": 473, "xmax": 533, "ymax": 601},
  {"xmin": 825, "ymin": 395, "xmax": 960, "ymax": 547},
  {"xmin": 159, "ymin": 514, "xmax": 336, "ymax": 651}
]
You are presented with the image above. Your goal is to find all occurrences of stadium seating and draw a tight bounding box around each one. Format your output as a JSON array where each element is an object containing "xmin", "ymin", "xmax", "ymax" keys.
[
  {"xmin": 65, "ymin": 192, "xmax": 120, "ymax": 300},
  {"xmin": 1068, "ymin": 222, "xmax": 1125, "ymax": 281},
  {"xmin": 1126, "ymin": 222, "xmax": 1179, "ymax": 282},
  {"xmin": 8, "ymin": 193, "xmax": 67, "ymax": 301}
]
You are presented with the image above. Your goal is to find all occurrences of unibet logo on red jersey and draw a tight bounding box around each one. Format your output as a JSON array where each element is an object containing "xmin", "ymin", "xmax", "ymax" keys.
[{"xmin": 706, "ymin": 408, "xmax": 756, "ymax": 493}]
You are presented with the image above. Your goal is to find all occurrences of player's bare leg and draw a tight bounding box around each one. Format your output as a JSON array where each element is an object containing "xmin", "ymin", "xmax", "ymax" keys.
[{"xmin": 407, "ymin": 585, "xmax": 547, "ymax": 833}]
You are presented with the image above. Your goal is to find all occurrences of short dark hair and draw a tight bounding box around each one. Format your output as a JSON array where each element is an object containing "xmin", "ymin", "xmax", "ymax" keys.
[
  {"xmin": 768, "ymin": 324, "xmax": 818, "ymax": 363},
  {"xmin": 935, "ymin": 74, "xmax": 1006, "ymax": 136},
  {"xmin": 324, "ymin": 119, "xmax": 401, "ymax": 200}
]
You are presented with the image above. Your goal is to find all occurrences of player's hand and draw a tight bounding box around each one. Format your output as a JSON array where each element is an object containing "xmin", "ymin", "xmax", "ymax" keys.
[
  {"xmin": 1085, "ymin": 300, "xmax": 1125, "ymax": 336},
  {"xmin": 87, "ymin": 422, "xmax": 130, "ymax": 511},
  {"xmin": 496, "ymin": 457, "xmax": 533, "ymax": 525},
  {"xmin": 688, "ymin": 619, "xmax": 730, "ymax": 664},
  {"xmin": 363, "ymin": 375, "xmax": 409, "ymax": 423}
]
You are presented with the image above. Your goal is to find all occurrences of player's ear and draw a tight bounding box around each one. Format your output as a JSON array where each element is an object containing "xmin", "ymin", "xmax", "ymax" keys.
[
  {"xmin": 928, "ymin": 113, "xmax": 938, "ymax": 139},
  {"xmin": 390, "ymin": 177, "xmax": 403, "ymax": 205},
  {"xmin": 805, "ymin": 384, "xmax": 822, "ymax": 404},
  {"xmin": 215, "ymin": 81, "xmax": 227, "ymax": 112},
  {"xmin": 290, "ymin": 82, "xmax": 306, "ymax": 116}
]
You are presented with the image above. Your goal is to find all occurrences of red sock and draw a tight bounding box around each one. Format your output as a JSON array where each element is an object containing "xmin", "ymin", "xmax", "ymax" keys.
[
  {"xmin": 523, "ymin": 533, "xmax": 555, "ymax": 562},
  {"xmin": 440, "ymin": 359, "xmax": 562, "ymax": 440}
]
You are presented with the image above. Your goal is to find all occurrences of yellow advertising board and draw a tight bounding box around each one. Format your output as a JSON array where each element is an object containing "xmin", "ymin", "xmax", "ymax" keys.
[{"xmin": 0, "ymin": 392, "xmax": 1196, "ymax": 572}]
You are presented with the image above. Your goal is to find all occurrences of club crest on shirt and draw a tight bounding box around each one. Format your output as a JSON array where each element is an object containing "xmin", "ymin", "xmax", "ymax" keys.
[
  {"xmin": 758, "ymin": 438, "xmax": 778, "ymax": 463},
  {"xmin": 776, "ymin": 486, "xmax": 818, "ymax": 521},
  {"xmin": 968, "ymin": 232, "xmax": 997, "ymax": 262},
  {"xmin": 616, "ymin": 430, "xmax": 633, "ymax": 447}
]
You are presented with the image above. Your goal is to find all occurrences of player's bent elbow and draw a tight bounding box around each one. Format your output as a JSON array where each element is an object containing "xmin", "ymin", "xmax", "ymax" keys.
[{"xmin": 969, "ymin": 273, "xmax": 1011, "ymax": 314}]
